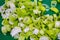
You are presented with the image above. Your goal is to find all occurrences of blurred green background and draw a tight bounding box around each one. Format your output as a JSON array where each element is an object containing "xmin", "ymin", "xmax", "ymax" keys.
[{"xmin": 0, "ymin": 0, "xmax": 60, "ymax": 40}]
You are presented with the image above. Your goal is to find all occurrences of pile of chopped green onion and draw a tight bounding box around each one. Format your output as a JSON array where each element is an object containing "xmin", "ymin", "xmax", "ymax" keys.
[{"xmin": 0, "ymin": 0, "xmax": 60, "ymax": 40}]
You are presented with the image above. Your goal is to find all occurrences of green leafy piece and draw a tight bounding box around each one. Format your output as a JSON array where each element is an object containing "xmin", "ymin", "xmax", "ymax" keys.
[
  {"xmin": 13, "ymin": 21, "xmax": 18, "ymax": 26},
  {"xmin": 48, "ymin": 23, "xmax": 54, "ymax": 29},
  {"xmin": 30, "ymin": 34, "xmax": 39, "ymax": 40},
  {"xmin": 23, "ymin": 17, "xmax": 32, "ymax": 24},
  {"xmin": 46, "ymin": 30, "xmax": 57, "ymax": 40},
  {"xmin": 34, "ymin": 37, "xmax": 39, "ymax": 40},
  {"xmin": 29, "ymin": 23, "xmax": 34, "ymax": 31},
  {"xmin": 25, "ymin": 31, "xmax": 33, "ymax": 39},
  {"xmin": 1, "ymin": 26, "xmax": 7, "ymax": 35},
  {"xmin": 9, "ymin": 15, "xmax": 17, "ymax": 22},
  {"xmin": 2, "ymin": 19, "xmax": 9, "ymax": 25},
  {"xmin": 18, "ymin": 32, "xmax": 26, "ymax": 40},
  {"xmin": 18, "ymin": 36, "xmax": 25, "ymax": 40},
  {"xmin": 5, "ymin": 25, "xmax": 11, "ymax": 32}
]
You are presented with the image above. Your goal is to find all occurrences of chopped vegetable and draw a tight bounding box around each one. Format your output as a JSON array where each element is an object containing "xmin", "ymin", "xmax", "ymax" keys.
[{"xmin": 0, "ymin": 0, "xmax": 60, "ymax": 40}]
